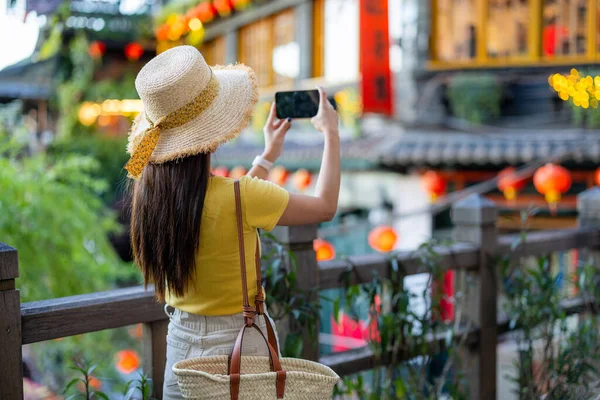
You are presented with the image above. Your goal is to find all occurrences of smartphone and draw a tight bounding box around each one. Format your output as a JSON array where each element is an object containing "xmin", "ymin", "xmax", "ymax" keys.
[{"xmin": 275, "ymin": 90, "xmax": 320, "ymax": 119}]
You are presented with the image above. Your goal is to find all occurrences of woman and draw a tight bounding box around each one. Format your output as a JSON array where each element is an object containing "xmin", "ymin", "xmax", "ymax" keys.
[{"xmin": 124, "ymin": 46, "xmax": 340, "ymax": 398}]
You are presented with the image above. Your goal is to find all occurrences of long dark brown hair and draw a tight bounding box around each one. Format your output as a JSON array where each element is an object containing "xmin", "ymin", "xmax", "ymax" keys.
[{"xmin": 130, "ymin": 153, "xmax": 211, "ymax": 301}]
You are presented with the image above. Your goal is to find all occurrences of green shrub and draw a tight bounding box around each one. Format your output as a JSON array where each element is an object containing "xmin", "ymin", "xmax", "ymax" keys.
[
  {"xmin": 0, "ymin": 135, "xmax": 140, "ymax": 392},
  {"xmin": 447, "ymin": 73, "xmax": 502, "ymax": 124},
  {"xmin": 48, "ymin": 134, "xmax": 129, "ymax": 204},
  {"xmin": 0, "ymin": 135, "xmax": 134, "ymax": 300}
]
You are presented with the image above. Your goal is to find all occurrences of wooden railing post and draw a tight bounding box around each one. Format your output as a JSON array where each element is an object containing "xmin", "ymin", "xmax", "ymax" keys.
[
  {"xmin": 577, "ymin": 187, "xmax": 600, "ymax": 280},
  {"xmin": 0, "ymin": 242, "xmax": 23, "ymax": 400},
  {"xmin": 578, "ymin": 187, "xmax": 600, "ymax": 230},
  {"xmin": 271, "ymin": 224, "xmax": 319, "ymax": 361},
  {"xmin": 451, "ymin": 194, "xmax": 498, "ymax": 400},
  {"xmin": 142, "ymin": 318, "xmax": 168, "ymax": 398}
]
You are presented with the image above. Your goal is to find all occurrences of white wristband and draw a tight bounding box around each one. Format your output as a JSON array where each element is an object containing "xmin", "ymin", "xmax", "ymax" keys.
[{"xmin": 252, "ymin": 155, "xmax": 274, "ymax": 171}]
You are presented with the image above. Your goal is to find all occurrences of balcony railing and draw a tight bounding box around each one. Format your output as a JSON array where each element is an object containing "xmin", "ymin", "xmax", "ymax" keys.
[{"xmin": 2, "ymin": 187, "xmax": 600, "ymax": 399}]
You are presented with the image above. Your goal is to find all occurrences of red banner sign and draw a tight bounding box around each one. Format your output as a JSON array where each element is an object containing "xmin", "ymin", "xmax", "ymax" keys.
[
  {"xmin": 359, "ymin": 0, "xmax": 393, "ymax": 116},
  {"xmin": 359, "ymin": 0, "xmax": 393, "ymax": 115}
]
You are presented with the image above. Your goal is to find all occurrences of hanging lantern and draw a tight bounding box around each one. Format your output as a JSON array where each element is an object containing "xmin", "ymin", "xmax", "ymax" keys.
[
  {"xmin": 368, "ymin": 226, "xmax": 398, "ymax": 253},
  {"xmin": 167, "ymin": 15, "xmax": 189, "ymax": 41},
  {"xmin": 230, "ymin": 166, "xmax": 247, "ymax": 179},
  {"xmin": 595, "ymin": 167, "xmax": 600, "ymax": 186},
  {"xmin": 497, "ymin": 167, "xmax": 527, "ymax": 201},
  {"xmin": 124, "ymin": 42, "xmax": 144, "ymax": 62},
  {"xmin": 313, "ymin": 239, "xmax": 335, "ymax": 262},
  {"xmin": 88, "ymin": 41, "xmax": 106, "ymax": 59},
  {"xmin": 213, "ymin": 0, "xmax": 234, "ymax": 17},
  {"xmin": 212, "ymin": 166, "xmax": 229, "ymax": 177},
  {"xmin": 293, "ymin": 169, "xmax": 312, "ymax": 191},
  {"xmin": 533, "ymin": 163, "xmax": 572, "ymax": 212},
  {"xmin": 232, "ymin": 0, "xmax": 251, "ymax": 11},
  {"xmin": 270, "ymin": 166, "xmax": 289, "ymax": 186},
  {"xmin": 194, "ymin": 2, "xmax": 217, "ymax": 23},
  {"xmin": 78, "ymin": 102, "xmax": 101, "ymax": 126},
  {"xmin": 422, "ymin": 171, "xmax": 447, "ymax": 203},
  {"xmin": 156, "ymin": 24, "xmax": 170, "ymax": 41}
]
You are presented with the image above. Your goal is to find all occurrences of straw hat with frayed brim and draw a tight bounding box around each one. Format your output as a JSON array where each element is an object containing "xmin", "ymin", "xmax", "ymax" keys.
[{"xmin": 124, "ymin": 45, "xmax": 257, "ymax": 179}]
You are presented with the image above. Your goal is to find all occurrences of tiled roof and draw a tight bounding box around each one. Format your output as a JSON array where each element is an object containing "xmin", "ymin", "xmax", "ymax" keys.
[
  {"xmin": 0, "ymin": 57, "xmax": 58, "ymax": 100},
  {"xmin": 215, "ymin": 126, "xmax": 600, "ymax": 170},
  {"xmin": 214, "ymin": 133, "xmax": 391, "ymax": 171},
  {"xmin": 380, "ymin": 129, "xmax": 600, "ymax": 168}
]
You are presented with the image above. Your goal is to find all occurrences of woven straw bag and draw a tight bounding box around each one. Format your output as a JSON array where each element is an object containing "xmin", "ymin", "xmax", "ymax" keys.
[{"xmin": 173, "ymin": 181, "xmax": 339, "ymax": 399}]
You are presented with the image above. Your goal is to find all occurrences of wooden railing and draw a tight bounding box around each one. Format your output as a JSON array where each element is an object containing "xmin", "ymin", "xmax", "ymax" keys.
[{"xmin": 2, "ymin": 188, "xmax": 600, "ymax": 399}]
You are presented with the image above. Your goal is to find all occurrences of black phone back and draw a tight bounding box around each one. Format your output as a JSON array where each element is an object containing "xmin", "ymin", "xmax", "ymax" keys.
[{"xmin": 275, "ymin": 90, "xmax": 320, "ymax": 119}]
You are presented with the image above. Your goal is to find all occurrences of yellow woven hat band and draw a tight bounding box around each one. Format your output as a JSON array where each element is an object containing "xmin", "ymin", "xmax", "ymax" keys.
[{"xmin": 124, "ymin": 74, "xmax": 220, "ymax": 180}]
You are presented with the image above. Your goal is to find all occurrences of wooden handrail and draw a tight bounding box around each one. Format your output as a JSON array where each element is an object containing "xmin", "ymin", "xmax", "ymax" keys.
[
  {"xmin": 15, "ymin": 228, "xmax": 600, "ymax": 345},
  {"xmin": 21, "ymin": 286, "xmax": 163, "ymax": 344}
]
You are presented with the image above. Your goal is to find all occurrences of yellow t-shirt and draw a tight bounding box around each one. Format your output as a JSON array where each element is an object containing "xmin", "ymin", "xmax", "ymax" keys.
[{"xmin": 165, "ymin": 175, "xmax": 289, "ymax": 316}]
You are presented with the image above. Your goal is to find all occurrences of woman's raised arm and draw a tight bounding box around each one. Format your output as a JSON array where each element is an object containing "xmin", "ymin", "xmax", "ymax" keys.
[{"xmin": 277, "ymin": 87, "xmax": 340, "ymax": 226}]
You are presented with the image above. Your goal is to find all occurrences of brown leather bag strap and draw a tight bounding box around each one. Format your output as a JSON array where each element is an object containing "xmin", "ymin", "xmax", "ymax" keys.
[
  {"xmin": 228, "ymin": 324, "xmax": 286, "ymax": 399},
  {"xmin": 253, "ymin": 239, "xmax": 280, "ymax": 355},
  {"xmin": 234, "ymin": 181, "xmax": 255, "ymax": 327},
  {"xmin": 231, "ymin": 180, "xmax": 286, "ymax": 400},
  {"xmin": 234, "ymin": 181, "xmax": 280, "ymax": 353}
]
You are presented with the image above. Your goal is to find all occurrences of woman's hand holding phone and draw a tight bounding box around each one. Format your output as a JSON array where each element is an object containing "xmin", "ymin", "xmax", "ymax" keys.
[
  {"xmin": 262, "ymin": 103, "xmax": 292, "ymax": 163},
  {"xmin": 310, "ymin": 86, "xmax": 339, "ymax": 137}
]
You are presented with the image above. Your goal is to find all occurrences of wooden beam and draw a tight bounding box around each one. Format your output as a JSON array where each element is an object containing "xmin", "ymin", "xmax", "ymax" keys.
[
  {"xmin": 475, "ymin": 0, "xmax": 488, "ymax": 62},
  {"xmin": 0, "ymin": 242, "xmax": 22, "ymax": 400},
  {"xmin": 204, "ymin": 0, "xmax": 308, "ymax": 42},
  {"xmin": 318, "ymin": 242, "xmax": 479, "ymax": 289},
  {"xmin": 497, "ymin": 228, "xmax": 600, "ymax": 258},
  {"xmin": 21, "ymin": 286, "xmax": 164, "ymax": 344},
  {"xmin": 0, "ymin": 243, "xmax": 19, "ymax": 281},
  {"xmin": 528, "ymin": 0, "xmax": 542, "ymax": 61}
]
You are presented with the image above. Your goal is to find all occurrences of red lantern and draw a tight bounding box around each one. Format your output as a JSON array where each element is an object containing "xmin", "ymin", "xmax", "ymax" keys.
[
  {"xmin": 533, "ymin": 163, "xmax": 572, "ymax": 212},
  {"xmin": 213, "ymin": 0, "xmax": 234, "ymax": 17},
  {"xmin": 313, "ymin": 239, "xmax": 335, "ymax": 262},
  {"xmin": 193, "ymin": 2, "xmax": 217, "ymax": 23},
  {"xmin": 497, "ymin": 167, "xmax": 528, "ymax": 201},
  {"xmin": 368, "ymin": 226, "xmax": 398, "ymax": 253},
  {"xmin": 212, "ymin": 166, "xmax": 229, "ymax": 177},
  {"xmin": 422, "ymin": 171, "xmax": 447, "ymax": 203},
  {"xmin": 124, "ymin": 42, "xmax": 144, "ymax": 62},
  {"xmin": 293, "ymin": 169, "xmax": 312, "ymax": 191},
  {"xmin": 88, "ymin": 41, "xmax": 106, "ymax": 59},
  {"xmin": 270, "ymin": 166, "xmax": 289, "ymax": 186},
  {"xmin": 230, "ymin": 166, "xmax": 247, "ymax": 180},
  {"xmin": 595, "ymin": 167, "xmax": 600, "ymax": 186},
  {"xmin": 232, "ymin": 0, "xmax": 251, "ymax": 11}
]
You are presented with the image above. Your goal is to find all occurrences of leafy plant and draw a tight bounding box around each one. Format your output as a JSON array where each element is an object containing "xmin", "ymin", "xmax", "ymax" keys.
[
  {"xmin": 64, "ymin": 362, "xmax": 109, "ymax": 400},
  {"xmin": 500, "ymin": 231, "xmax": 600, "ymax": 399},
  {"xmin": 48, "ymin": 134, "xmax": 130, "ymax": 204},
  {"xmin": 447, "ymin": 73, "xmax": 502, "ymax": 124},
  {"xmin": 260, "ymin": 233, "xmax": 322, "ymax": 358},
  {"xmin": 123, "ymin": 373, "xmax": 157, "ymax": 400},
  {"xmin": 334, "ymin": 240, "xmax": 471, "ymax": 399}
]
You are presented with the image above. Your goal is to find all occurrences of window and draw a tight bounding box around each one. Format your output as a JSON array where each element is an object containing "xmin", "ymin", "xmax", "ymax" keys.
[
  {"xmin": 435, "ymin": 0, "xmax": 477, "ymax": 61},
  {"xmin": 487, "ymin": 0, "xmax": 529, "ymax": 59},
  {"xmin": 238, "ymin": 10, "xmax": 296, "ymax": 87},
  {"xmin": 239, "ymin": 19, "xmax": 273, "ymax": 87},
  {"xmin": 431, "ymin": 0, "xmax": 600, "ymax": 66},
  {"xmin": 542, "ymin": 0, "xmax": 588, "ymax": 57},
  {"xmin": 200, "ymin": 36, "xmax": 226, "ymax": 66}
]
